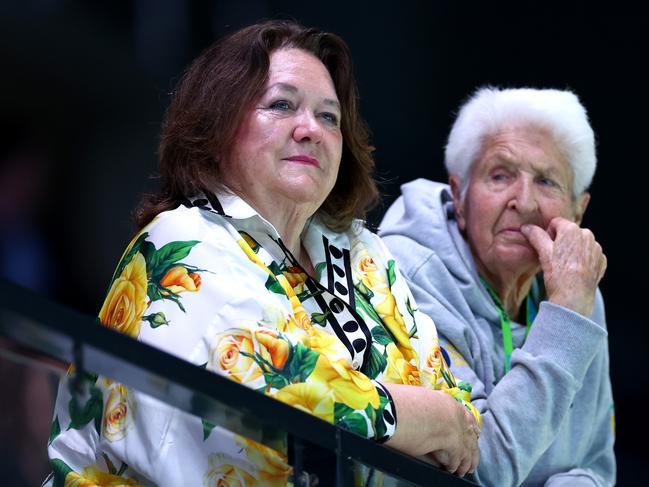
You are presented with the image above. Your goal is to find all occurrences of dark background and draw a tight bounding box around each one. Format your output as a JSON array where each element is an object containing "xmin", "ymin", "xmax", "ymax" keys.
[{"xmin": 1, "ymin": 1, "xmax": 646, "ymax": 485}]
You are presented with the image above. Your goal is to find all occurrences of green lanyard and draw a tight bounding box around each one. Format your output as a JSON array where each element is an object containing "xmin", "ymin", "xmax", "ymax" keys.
[{"xmin": 481, "ymin": 278, "xmax": 539, "ymax": 374}]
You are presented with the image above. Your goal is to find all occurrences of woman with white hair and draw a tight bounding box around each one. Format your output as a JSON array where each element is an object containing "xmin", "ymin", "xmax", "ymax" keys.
[{"xmin": 380, "ymin": 87, "xmax": 615, "ymax": 486}]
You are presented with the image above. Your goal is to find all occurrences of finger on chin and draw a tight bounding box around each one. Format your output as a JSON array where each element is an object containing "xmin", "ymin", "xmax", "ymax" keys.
[{"xmin": 521, "ymin": 224, "xmax": 553, "ymax": 256}]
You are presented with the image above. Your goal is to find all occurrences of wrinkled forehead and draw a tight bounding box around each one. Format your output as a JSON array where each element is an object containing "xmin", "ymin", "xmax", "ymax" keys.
[{"xmin": 478, "ymin": 123, "xmax": 573, "ymax": 178}]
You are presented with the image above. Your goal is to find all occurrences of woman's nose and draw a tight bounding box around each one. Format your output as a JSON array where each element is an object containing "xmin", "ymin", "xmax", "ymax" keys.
[
  {"xmin": 507, "ymin": 178, "xmax": 539, "ymax": 214},
  {"xmin": 292, "ymin": 111, "xmax": 323, "ymax": 144}
]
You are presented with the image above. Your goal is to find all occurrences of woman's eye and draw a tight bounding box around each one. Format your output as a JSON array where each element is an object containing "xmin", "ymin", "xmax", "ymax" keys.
[
  {"xmin": 492, "ymin": 173, "xmax": 508, "ymax": 181},
  {"xmin": 320, "ymin": 112, "xmax": 339, "ymax": 126},
  {"xmin": 538, "ymin": 177, "xmax": 556, "ymax": 188},
  {"xmin": 269, "ymin": 100, "xmax": 291, "ymax": 111}
]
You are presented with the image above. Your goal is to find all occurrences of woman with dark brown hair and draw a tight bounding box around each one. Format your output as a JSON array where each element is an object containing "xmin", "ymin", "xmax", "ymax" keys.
[{"xmin": 46, "ymin": 20, "xmax": 480, "ymax": 486}]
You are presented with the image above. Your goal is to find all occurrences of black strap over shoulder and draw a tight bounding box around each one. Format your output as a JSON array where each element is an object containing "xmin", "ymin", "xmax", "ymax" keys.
[{"xmin": 182, "ymin": 191, "xmax": 230, "ymax": 218}]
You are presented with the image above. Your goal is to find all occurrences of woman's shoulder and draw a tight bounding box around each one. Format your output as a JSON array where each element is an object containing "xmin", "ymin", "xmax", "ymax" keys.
[{"xmin": 138, "ymin": 204, "xmax": 233, "ymax": 245}]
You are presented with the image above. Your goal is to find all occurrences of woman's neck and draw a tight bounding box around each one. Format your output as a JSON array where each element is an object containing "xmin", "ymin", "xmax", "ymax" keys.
[
  {"xmin": 483, "ymin": 271, "xmax": 536, "ymax": 322},
  {"xmin": 235, "ymin": 190, "xmax": 316, "ymax": 271},
  {"xmin": 267, "ymin": 209, "xmax": 317, "ymax": 277}
]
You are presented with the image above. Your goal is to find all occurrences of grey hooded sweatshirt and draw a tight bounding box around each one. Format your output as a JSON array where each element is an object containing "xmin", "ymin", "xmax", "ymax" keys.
[{"xmin": 379, "ymin": 179, "xmax": 615, "ymax": 487}]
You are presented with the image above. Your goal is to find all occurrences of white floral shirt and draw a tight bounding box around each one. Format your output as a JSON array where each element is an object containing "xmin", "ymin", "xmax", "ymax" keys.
[{"xmin": 45, "ymin": 191, "xmax": 479, "ymax": 487}]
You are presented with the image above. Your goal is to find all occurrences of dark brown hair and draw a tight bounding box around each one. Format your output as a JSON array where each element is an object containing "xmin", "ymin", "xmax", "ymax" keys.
[{"xmin": 135, "ymin": 19, "xmax": 378, "ymax": 232}]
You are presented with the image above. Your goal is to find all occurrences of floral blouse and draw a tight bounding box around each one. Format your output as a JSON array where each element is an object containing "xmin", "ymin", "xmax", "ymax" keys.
[{"xmin": 45, "ymin": 191, "xmax": 481, "ymax": 487}]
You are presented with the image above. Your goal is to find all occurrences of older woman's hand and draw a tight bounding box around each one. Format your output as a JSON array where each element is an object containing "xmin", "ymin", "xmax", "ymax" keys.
[
  {"xmin": 522, "ymin": 217, "xmax": 607, "ymax": 317},
  {"xmin": 382, "ymin": 384, "xmax": 480, "ymax": 477}
]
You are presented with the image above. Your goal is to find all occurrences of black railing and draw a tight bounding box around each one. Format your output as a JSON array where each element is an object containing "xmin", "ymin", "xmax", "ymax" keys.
[{"xmin": 0, "ymin": 279, "xmax": 477, "ymax": 486}]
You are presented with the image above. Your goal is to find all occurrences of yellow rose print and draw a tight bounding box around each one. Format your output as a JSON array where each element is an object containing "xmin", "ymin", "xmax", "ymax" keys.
[
  {"xmin": 286, "ymin": 295, "xmax": 314, "ymax": 334},
  {"xmin": 374, "ymin": 293, "xmax": 417, "ymax": 362},
  {"xmin": 310, "ymin": 355, "xmax": 379, "ymax": 410},
  {"xmin": 283, "ymin": 266, "xmax": 308, "ymax": 294},
  {"xmin": 65, "ymin": 466, "xmax": 142, "ymax": 487},
  {"xmin": 254, "ymin": 329, "xmax": 289, "ymax": 369},
  {"xmin": 425, "ymin": 341, "xmax": 443, "ymax": 371},
  {"xmin": 203, "ymin": 453, "xmax": 256, "ymax": 487},
  {"xmin": 300, "ymin": 327, "xmax": 348, "ymax": 363},
  {"xmin": 160, "ymin": 265, "xmax": 202, "ymax": 294},
  {"xmin": 237, "ymin": 436, "xmax": 293, "ymax": 487},
  {"xmin": 209, "ymin": 329, "xmax": 263, "ymax": 384},
  {"xmin": 384, "ymin": 343, "xmax": 421, "ymax": 386},
  {"xmin": 356, "ymin": 254, "xmax": 384, "ymax": 291},
  {"xmin": 102, "ymin": 384, "xmax": 135, "ymax": 442},
  {"xmin": 99, "ymin": 252, "xmax": 148, "ymax": 338},
  {"xmin": 272, "ymin": 382, "xmax": 334, "ymax": 423},
  {"xmin": 421, "ymin": 341, "xmax": 443, "ymax": 387}
]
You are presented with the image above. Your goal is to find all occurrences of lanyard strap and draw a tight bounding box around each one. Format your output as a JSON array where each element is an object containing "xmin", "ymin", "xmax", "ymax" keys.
[{"xmin": 481, "ymin": 278, "xmax": 538, "ymax": 374}]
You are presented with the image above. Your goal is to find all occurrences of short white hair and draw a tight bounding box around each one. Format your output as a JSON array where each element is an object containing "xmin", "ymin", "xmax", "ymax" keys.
[{"xmin": 444, "ymin": 86, "xmax": 597, "ymax": 196}]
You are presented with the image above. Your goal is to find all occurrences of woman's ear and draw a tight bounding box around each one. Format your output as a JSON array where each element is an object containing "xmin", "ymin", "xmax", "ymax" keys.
[
  {"xmin": 574, "ymin": 191, "xmax": 591, "ymax": 225},
  {"xmin": 449, "ymin": 175, "xmax": 466, "ymax": 231}
]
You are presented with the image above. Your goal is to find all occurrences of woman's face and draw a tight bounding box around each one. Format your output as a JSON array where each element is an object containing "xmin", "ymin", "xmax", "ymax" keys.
[
  {"xmin": 223, "ymin": 48, "xmax": 343, "ymax": 215},
  {"xmin": 452, "ymin": 124, "xmax": 589, "ymax": 281}
]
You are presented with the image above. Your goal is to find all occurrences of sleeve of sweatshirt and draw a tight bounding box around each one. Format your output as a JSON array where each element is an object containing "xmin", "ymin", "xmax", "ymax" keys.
[
  {"xmin": 381, "ymin": 233, "xmax": 613, "ymax": 487},
  {"xmin": 539, "ymin": 296, "xmax": 615, "ymax": 487}
]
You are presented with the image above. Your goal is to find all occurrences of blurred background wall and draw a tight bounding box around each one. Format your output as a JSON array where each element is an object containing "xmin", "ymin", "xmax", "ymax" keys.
[{"xmin": 1, "ymin": 1, "xmax": 646, "ymax": 485}]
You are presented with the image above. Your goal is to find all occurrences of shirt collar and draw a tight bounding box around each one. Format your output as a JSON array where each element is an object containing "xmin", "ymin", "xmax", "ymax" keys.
[
  {"xmin": 213, "ymin": 189, "xmax": 259, "ymax": 219},
  {"xmin": 185, "ymin": 188, "xmax": 364, "ymax": 256},
  {"xmin": 186, "ymin": 187, "xmax": 276, "ymax": 222}
]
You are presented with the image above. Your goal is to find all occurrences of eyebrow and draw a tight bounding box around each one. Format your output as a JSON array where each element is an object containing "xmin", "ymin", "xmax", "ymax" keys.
[
  {"xmin": 265, "ymin": 82, "xmax": 341, "ymax": 111},
  {"xmin": 492, "ymin": 155, "xmax": 566, "ymax": 181}
]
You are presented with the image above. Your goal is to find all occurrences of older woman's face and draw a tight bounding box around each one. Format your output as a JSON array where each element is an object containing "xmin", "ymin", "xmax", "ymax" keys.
[
  {"xmin": 452, "ymin": 125, "xmax": 589, "ymax": 280},
  {"xmin": 224, "ymin": 48, "xmax": 343, "ymax": 213}
]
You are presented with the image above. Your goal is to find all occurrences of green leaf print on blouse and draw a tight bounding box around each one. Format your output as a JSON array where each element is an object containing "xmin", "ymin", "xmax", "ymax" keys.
[
  {"xmin": 315, "ymin": 261, "xmax": 327, "ymax": 280},
  {"xmin": 148, "ymin": 240, "xmax": 200, "ymax": 276},
  {"xmin": 365, "ymin": 345, "xmax": 388, "ymax": 380},
  {"xmin": 285, "ymin": 342, "xmax": 320, "ymax": 383},
  {"xmin": 48, "ymin": 416, "xmax": 61, "ymax": 445},
  {"xmin": 386, "ymin": 259, "xmax": 397, "ymax": 288},
  {"xmin": 337, "ymin": 411, "xmax": 368, "ymax": 438},
  {"xmin": 142, "ymin": 311, "xmax": 170, "ymax": 328},
  {"xmin": 98, "ymin": 230, "xmax": 207, "ymax": 338},
  {"xmin": 370, "ymin": 326, "xmax": 392, "ymax": 346},
  {"xmin": 310, "ymin": 310, "xmax": 331, "ymax": 326},
  {"xmin": 334, "ymin": 396, "xmax": 391, "ymax": 440},
  {"xmin": 49, "ymin": 458, "xmax": 72, "ymax": 487},
  {"xmin": 365, "ymin": 393, "xmax": 391, "ymax": 440},
  {"xmin": 67, "ymin": 376, "xmax": 103, "ymax": 435},
  {"xmin": 202, "ymin": 419, "xmax": 217, "ymax": 441},
  {"xmin": 265, "ymin": 262, "xmax": 287, "ymax": 296},
  {"xmin": 238, "ymin": 331, "xmax": 319, "ymax": 389}
]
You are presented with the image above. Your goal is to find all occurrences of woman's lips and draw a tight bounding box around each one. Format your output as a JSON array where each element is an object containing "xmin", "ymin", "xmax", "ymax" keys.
[
  {"xmin": 284, "ymin": 155, "xmax": 319, "ymax": 167},
  {"xmin": 499, "ymin": 227, "xmax": 529, "ymax": 242}
]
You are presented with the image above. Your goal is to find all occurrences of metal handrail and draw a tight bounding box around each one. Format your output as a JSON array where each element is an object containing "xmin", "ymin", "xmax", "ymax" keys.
[{"xmin": 0, "ymin": 279, "xmax": 476, "ymax": 486}]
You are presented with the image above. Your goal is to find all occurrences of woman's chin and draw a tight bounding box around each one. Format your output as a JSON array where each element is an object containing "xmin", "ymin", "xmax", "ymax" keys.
[
  {"xmin": 271, "ymin": 179, "xmax": 332, "ymax": 209},
  {"xmin": 491, "ymin": 246, "xmax": 539, "ymax": 275}
]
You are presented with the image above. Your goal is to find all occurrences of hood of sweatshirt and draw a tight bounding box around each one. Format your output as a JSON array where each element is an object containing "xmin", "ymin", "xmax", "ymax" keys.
[{"xmin": 379, "ymin": 178, "xmax": 500, "ymax": 326}]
